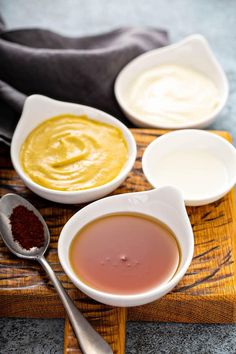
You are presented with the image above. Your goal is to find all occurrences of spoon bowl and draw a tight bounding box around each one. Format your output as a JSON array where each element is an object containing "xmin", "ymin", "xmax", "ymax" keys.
[{"xmin": 0, "ymin": 193, "xmax": 49, "ymax": 259}]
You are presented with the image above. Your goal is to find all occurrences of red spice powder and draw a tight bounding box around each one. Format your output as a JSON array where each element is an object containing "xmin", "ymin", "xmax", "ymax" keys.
[{"xmin": 10, "ymin": 205, "xmax": 45, "ymax": 250}]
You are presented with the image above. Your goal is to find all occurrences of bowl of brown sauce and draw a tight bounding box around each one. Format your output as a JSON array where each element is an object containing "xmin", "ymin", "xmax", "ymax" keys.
[{"xmin": 58, "ymin": 186, "xmax": 194, "ymax": 306}]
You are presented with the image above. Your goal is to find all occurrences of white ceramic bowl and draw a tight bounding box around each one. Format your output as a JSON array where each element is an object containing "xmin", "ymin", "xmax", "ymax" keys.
[
  {"xmin": 58, "ymin": 186, "xmax": 194, "ymax": 307},
  {"xmin": 11, "ymin": 95, "xmax": 137, "ymax": 204},
  {"xmin": 142, "ymin": 130, "xmax": 236, "ymax": 206},
  {"xmin": 115, "ymin": 34, "xmax": 229, "ymax": 129}
]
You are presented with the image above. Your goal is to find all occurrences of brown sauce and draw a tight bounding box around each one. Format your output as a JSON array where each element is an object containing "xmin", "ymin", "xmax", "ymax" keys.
[{"xmin": 69, "ymin": 213, "xmax": 180, "ymax": 295}]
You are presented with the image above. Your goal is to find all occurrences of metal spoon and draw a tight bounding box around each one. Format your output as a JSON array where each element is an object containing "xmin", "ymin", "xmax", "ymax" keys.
[{"xmin": 0, "ymin": 193, "xmax": 113, "ymax": 354}]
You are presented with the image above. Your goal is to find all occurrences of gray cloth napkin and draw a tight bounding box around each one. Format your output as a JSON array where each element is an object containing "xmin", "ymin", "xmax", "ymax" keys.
[{"xmin": 0, "ymin": 15, "xmax": 168, "ymax": 144}]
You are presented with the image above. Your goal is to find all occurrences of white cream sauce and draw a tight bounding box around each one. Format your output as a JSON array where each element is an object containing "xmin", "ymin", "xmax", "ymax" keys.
[
  {"xmin": 128, "ymin": 65, "xmax": 220, "ymax": 125},
  {"xmin": 150, "ymin": 149, "xmax": 228, "ymax": 199}
]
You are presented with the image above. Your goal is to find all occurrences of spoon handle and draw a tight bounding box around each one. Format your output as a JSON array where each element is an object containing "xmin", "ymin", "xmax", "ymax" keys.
[{"xmin": 38, "ymin": 256, "xmax": 113, "ymax": 354}]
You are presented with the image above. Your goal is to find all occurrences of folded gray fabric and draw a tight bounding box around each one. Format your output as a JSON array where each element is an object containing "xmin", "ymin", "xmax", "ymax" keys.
[{"xmin": 0, "ymin": 16, "xmax": 168, "ymax": 144}]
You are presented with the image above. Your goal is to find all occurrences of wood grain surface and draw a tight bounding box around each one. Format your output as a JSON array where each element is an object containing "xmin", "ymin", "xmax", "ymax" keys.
[{"xmin": 0, "ymin": 129, "xmax": 236, "ymax": 331}]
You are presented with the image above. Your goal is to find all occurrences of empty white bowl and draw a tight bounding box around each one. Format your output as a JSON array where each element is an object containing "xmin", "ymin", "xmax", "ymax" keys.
[
  {"xmin": 115, "ymin": 34, "xmax": 229, "ymax": 129},
  {"xmin": 142, "ymin": 130, "xmax": 236, "ymax": 206},
  {"xmin": 58, "ymin": 186, "xmax": 194, "ymax": 307},
  {"xmin": 11, "ymin": 95, "xmax": 137, "ymax": 204}
]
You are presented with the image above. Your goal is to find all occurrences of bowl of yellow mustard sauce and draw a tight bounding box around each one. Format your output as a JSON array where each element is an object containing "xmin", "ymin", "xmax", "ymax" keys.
[{"xmin": 11, "ymin": 95, "xmax": 137, "ymax": 204}]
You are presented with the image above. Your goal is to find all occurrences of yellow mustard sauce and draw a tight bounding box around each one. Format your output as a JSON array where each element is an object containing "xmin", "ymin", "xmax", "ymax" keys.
[{"xmin": 20, "ymin": 114, "xmax": 128, "ymax": 191}]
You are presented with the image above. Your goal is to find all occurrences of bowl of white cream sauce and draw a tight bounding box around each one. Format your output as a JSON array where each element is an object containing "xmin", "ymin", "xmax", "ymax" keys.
[
  {"xmin": 142, "ymin": 130, "xmax": 236, "ymax": 206},
  {"xmin": 115, "ymin": 35, "xmax": 228, "ymax": 129}
]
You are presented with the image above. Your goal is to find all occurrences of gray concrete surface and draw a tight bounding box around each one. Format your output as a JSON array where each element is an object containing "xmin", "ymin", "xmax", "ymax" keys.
[
  {"xmin": 0, "ymin": 0, "xmax": 236, "ymax": 353},
  {"xmin": 0, "ymin": 318, "xmax": 236, "ymax": 354}
]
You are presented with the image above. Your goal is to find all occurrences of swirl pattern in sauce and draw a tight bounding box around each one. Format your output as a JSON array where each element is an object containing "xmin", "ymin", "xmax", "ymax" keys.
[{"xmin": 20, "ymin": 115, "xmax": 128, "ymax": 191}]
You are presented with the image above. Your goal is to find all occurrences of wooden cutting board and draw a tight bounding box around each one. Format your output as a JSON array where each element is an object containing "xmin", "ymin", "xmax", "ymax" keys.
[{"xmin": 0, "ymin": 129, "xmax": 236, "ymax": 354}]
